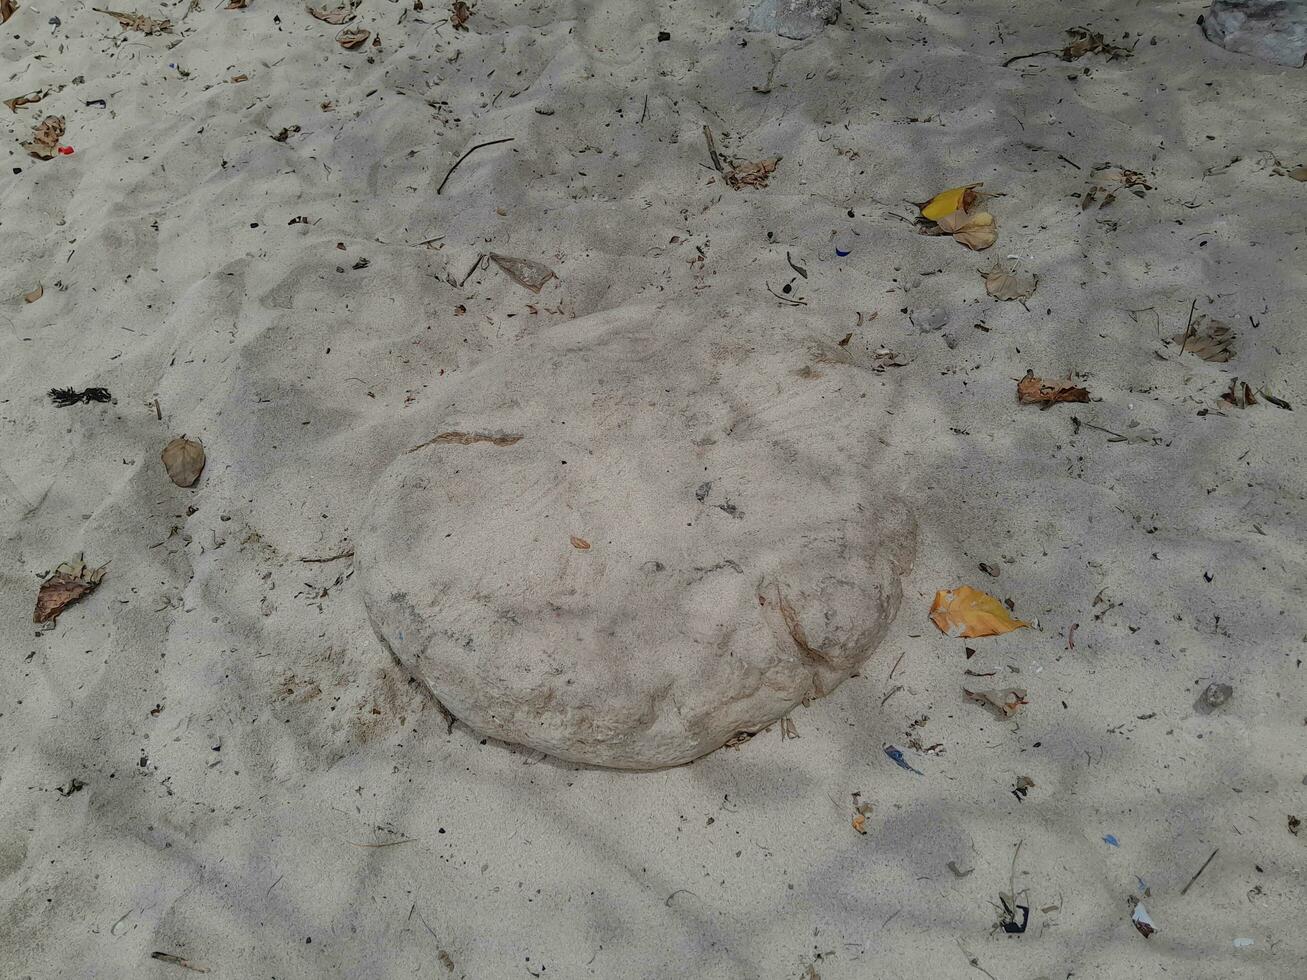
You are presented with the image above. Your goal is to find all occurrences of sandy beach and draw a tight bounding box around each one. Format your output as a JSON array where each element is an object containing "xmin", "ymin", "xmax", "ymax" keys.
[{"xmin": 3, "ymin": 0, "xmax": 1305, "ymax": 976}]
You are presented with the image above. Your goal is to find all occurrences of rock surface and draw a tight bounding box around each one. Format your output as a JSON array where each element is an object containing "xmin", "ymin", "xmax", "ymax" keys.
[
  {"xmin": 1201, "ymin": 0, "xmax": 1307, "ymax": 66},
  {"xmin": 747, "ymin": 0, "xmax": 841, "ymax": 40},
  {"xmin": 359, "ymin": 308, "xmax": 914, "ymax": 769}
]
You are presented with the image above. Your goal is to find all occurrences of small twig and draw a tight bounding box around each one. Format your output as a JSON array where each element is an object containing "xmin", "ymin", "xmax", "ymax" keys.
[
  {"xmin": 880, "ymin": 684, "xmax": 903, "ymax": 707},
  {"xmin": 408, "ymin": 236, "xmax": 444, "ymax": 247},
  {"xmin": 1180, "ymin": 848, "xmax": 1219, "ymax": 896},
  {"xmin": 702, "ymin": 124, "xmax": 724, "ymax": 173},
  {"xmin": 638, "ymin": 92, "xmax": 648, "ymax": 125},
  {"xmin": 957, "ymin": 940, "xmax": 998, "ymax": 980},
  {"xmin": 150, "ymin": 952, "xmax": 209, "ymax": 974},
  {"xmin": 298, "ymin": 549, "xmax": 354, "ymax": 563},
  {"xmin": 1002, "ymin": 49, "xmax": 1055, "ymax": 68},
  {"xmin": 888, "ymin": 650, "xmax": 906, "ymax": 680},
  {"xmin": 1178, "ymin": 297, "xmax": 1198, "ymax": 355},
  {"xmin": 785, "ymin": 251, "xmax": 808, "ymax": 279},
  {"xmin": 435, "ymin": 137, "xmax": 514, "ymax": 195},
  {"xmin": 765, "ymin": 282, "xmax": 806, "ymax": 306},
  {"xmin": 1057, "ymin": 154, "xmax": 1082, "ymax": 171},
  {"xmin": 459, "ymin": 252, "xmax": 485, "ymax": 287},
  {"xmin": 347, "ymin": 837, "xmax": 416, "ymax": 848},
  {"xmin": 154, "ymin": 398, "xmax": 162, "ymax": 420}
]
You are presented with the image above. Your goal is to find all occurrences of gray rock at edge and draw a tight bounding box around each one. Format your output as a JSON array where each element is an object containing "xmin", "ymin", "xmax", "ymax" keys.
[
  {"xmin": 359, "ymin": 307, "xmax": 915, "ymax": 770},
  {"xmin": 1201, "ymin": 0, "xmax": 1307, "ymax": 66},
  {"xmin": 748, "ymin": 0, "xmax": 841, "ymax": 40}
]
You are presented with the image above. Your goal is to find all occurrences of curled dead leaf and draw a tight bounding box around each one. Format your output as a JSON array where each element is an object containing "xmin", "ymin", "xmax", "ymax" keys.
[
  {"xmin": 919, "ymin": 183, "xmax": 982, "ymax": 222},
  {"xmin": 570, "ymin": 536, "xmax": 591, "ymax": 551},
  {"xmin": 92, "ymin": 7, "xmax": 173, "ymax": 34},
  {"xmin": 1221, "ymin": 379, "xmax": 1258, "ymax": 409},
  {"xmin": 964, "ymin": 687, "xmax": 1029, "ymax": 718},
  {"xmin": 450, "ymin": 0, "xmax": 471, "ymax": 29},
  {"xmin": 1061, "ymin": 26, "xmax": 1132, "ymax": 61},
  {"xmin": 982, "ymin": 263, "xmax": 1037, "ymax": 301},
  {"xmin": 307, "ymin": 3, "xmax": 353, "ymax": 23},
  {"xmin": 161, "ymin": 435, "xmax": 206, "ymax": 487},
  {"xmin": 724, "ymin": 158, "xmax": 778, "ymax": 190},
  {"xmin": 225, "ymin": 0, "xmax": 248, "ymax": 6},
  {"xmin": 489, "ymin": 253, "xmax": 555, "ymax": 293},
  {"xmin": 34, "ymin": 556, "xmax": 107, "ymax": 624},
  {"xmin": 929, "ymin": 586, "xmax": 1029, "ymax": 638},
  {"xmin": 335, "ymin": 26, "xmax": 370, "ymax": 48},
  {"xmin": 21, "ymin": 115, "xmax": 64, "ymax": 160},
  {"xmin": 0, "ymin": 0, "xmax": 15, "ymax": 26},
  {"xmin": 1017, "ymin": 370, "xmax": 1089, "ymax": 408},
  {"xmin": 5, "ymin": 89, "xmax": 46, "ymax": 113},
  {"xmin": 22, "ymin": 284, "xmax": 43, "ymax": 303}
]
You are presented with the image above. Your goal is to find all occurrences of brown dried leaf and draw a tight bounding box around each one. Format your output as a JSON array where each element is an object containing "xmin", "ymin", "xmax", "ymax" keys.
[
  {"xmin": 161, "ymin": 435, "xmax": 206, "ymax": 487},
  {"xmin": 450, "ymin": 0, "xmax": 471, "ymax": 29},
  {"xmin": 1172, "ymin": 315, "xmax": 1235, "ymax": 362},
  {"xmin": 935, "ymin": 208, "xmax": 996, "ymax": 250},
  {"xmin": 336, "ymin": 26, "xmax": 370, "ymax": 47},
  {"xmin": 308, "ymin": 3, "xmax": 353, "ymax": 23},
  {"xmin": 489, "ymin": 253, "xmax": 555, "ymax": 293},
  {"xmin": 1017, "ymin": 370, "xmax": 1089, "ymax": 408},
  {"xmin": 5, "ymin": 90, "xmax": 46, "ymax": 113},
  {"xmin": 982, "ymin": 263, "xmax": 1037, "ymax": 301},
  {"xmin": 225, "ymin": 0, "xmax": 248, "ymax": 6},
  {"xmin": 1289, "ymin": 166, "xmax": 1307, "ymax": 182},
  {"xmin": 21, "ymin": 115, "xmax": 63, "ymax": 160},
  {"xmin": 964, "ymin": 686, "xmax": 1029, "ymax": 718},
  {"xmin": 724, "ymin": 158, "xmax": 778, "ymax": 190},
  {"xmin": 92, "ymin": 8, "xmax": 173, "ymax": 34},
  {"xmin": 22, "ymin": 283, "xmax": 43, "ymax": 303},
  {"xmin": 1220, "ymin": 379, "xmax": 1258, "ymax": 409},
  {"xmin": 570, "ymin": 536, "xmax": 591, "ymax": 551},
  {"xmin": 1061, "ymin": 26, "xmax": 1132, "ymax": 61},
  {"xmin": 0, "ymin": 0, "xmax": 16, "ymax": 24},
  {"xmin": 34, "ymin": 556, "xmax": 107, "ymax": 624}
]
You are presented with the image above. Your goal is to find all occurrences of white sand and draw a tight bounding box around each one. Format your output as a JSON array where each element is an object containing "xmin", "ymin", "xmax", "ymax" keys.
[{"xmin": 3, "ymin": 0, "xmax": 1305, "ymax": 976}]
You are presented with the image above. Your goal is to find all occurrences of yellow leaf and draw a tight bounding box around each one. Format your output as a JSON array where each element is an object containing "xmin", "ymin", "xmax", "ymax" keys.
[
  {"xmin": 929, "ymin": 586, "xmax": 1028, "ymax": 638},
  {"xmin": 921, "ymin": 183, "xmax": 981, "ymax": 222}
]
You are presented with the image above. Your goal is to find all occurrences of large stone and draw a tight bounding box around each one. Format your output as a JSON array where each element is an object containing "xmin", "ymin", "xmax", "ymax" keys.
[
  {"xmin": 1201, "ymin": 0, "xmax": 1307, "ymax": 67},
  {"xmin": 747, "ymin": 0, "xmax": 841, "ymax": 40},
  {"xmin": 358, "ymin": 308, "xmax": 914, "ymax": 770}
]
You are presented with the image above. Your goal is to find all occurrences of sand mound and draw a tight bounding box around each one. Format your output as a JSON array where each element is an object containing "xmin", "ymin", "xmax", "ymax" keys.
[{"xmin": 360, "ymin": 309, "xmax": 914, "ymax": 768}]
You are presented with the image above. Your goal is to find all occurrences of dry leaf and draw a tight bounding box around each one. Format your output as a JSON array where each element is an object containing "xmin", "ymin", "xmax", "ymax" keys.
[
  {"xmin": 21, "ymin": 115, "xmax": 63, "ymax": 160},
  {"xmin": 450, "ymin": 0, "xmax": 471, "ymax": 29},
  {"xmin": 1221, "ymin": 379, "xmax": 1258, "ymax": 409},
  {"xmin": 929, "ymin": 586, "xmax": 1029, "ymax": 638},
  {"xmin": 490, "ymin": 253, "xmax": 555, "ymax": 293},
  {"xmin": 1017, "ymin": 370, "xmax": 1089, "ymax": 408},
  {"xmin": 225, "ymin": 0, "xmax": 248, "ymax": 7},
  {"xmin": 230, "ymin": 73, "xmax": 249, "ymax": 83},
  {"xmin": 1289, "ymin": 166, "xmax": 1307, "ymax": 182},
  {"xmin": 22, "ymin": 283, "xmax": 43, "ymax": 303},
  {"xmin": 92, "ymin": 8, "xmax": 173, "ymax": 34},
  {"xmin": 851, "ymin": 802, "xmax": 873, "ymax": 835},
  {"xmin": 4, "ymin": 90, "xmax": 46, "ymax": 113},
  {"xmin": 336, "ymin": 26, "xmax": 370, "ymax": 47},
  {"xmin": 161, "ymin": 435, "xmax": 206, "ymax": 487},
  {"xmin": 935, "ymin": 208, "xmax": 996, "ymax": 250},
  {"xmin": 919, "ymin": 183, "xmax": 981, "ymax": 222},
  {"xmin": 1061, "ymin": 26, "xmax": 1132, "ymax": 61},
  {"xmin": 407, "ymin": 431, "xmax": 523, "ymax": 452},
  {"xmin": 34, "ymin": 556, "xmax": 107, "ymax": 624},
  {"xmin": 724, "ymin": 158, "xmax": 778, "ymax": 190},
  {"xmin": 870, "ymin": 347, "xmax": 909, "ymax": 371},
  {"xmin": 982, "ymin": 263, "xmax": 1037, "ymax": 301},
  {"xmin": 0, "ymin": 0, "xmax": 16, "ymax": 24},
  {"xmin": 964, "ymin": 687, "xmax": 1029, "ymax": 718},
  {"xmin": 1172, "ymin": 315, "xmax": 1235, "ymax": 362},
  {"xmin": 308, "ymin": 3, "xmax": 353, "ymax": 23},
  {"xmin": 570, "ymin": 536, "xmax": 591, "ymax": 551}
]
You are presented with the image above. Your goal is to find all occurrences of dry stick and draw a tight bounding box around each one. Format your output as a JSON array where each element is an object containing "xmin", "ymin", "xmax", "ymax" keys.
[
  {"xmin": 458, "ymin": 252, "xmax": 485, "ymax": 287},
  {"xmin": 347, "ymin": 837, "xmax": 416, "ymax": 848},
  {"xmin": 702, "ymin": 124, "xmax": 724, "ymax": 173},
  {"xmin": 1178, "ymin": 297, "xmax": 1198, "ymax": 355},
  {"xmin": 150, "ymin": 952, "xmax": 209, "ymax": 974},
  {"xmin": 1180, "ymin": 848, "xmax": 1219, "ymax": 896},
  {"xmin": 638, "ymin": 92, "xmax": 648, "ymax": 125},
  {"xmin": 299, "ymin": 549, "xmax": 354, "ymax": 563},
  {"xmin": 1002, "ymin": 49, "xmax": 1056, "ymax": 68},
  {"xmin": 435, "ymin": 137, "xmax": 514, "ymax": 195},
  {"xmin": 765, "ymin": 282, "xmax": 806, "ymax": 306}
]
